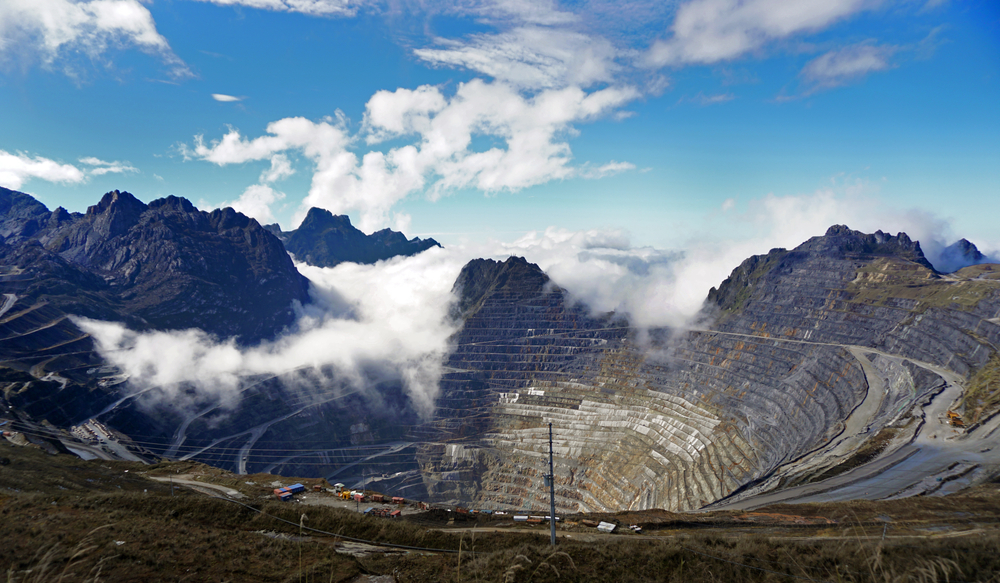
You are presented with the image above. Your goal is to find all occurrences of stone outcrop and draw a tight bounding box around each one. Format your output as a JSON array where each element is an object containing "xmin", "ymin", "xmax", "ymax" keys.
[{"xmin": 265, "ymin": 208, "xmax": 440, "ymax": 268}]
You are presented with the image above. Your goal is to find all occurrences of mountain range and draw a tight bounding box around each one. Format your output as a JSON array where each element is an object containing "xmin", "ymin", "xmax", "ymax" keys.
[{"xmin": 2, "ymin": 187, "xmax": 999, "ymax": 513}]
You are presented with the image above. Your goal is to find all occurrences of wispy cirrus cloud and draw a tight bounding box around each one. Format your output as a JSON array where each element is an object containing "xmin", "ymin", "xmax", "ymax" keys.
[
  {"xmin": 79, "ymin": 156, "xmax": 139, "ymax": 176},
  {"xmin": 192, "ymin": 0, "xmax": 369, "ymax": 17},
  {"xmin": 680, "ymin": 91, "xmax": 736, "ymax": 106},
  {"xmin": 800, "ymin": 41, "xmax": 896, "ymax": 91},
  {"xmin": 645, "ymin": 0, "xmax": 875, "ymax": 67},
  {"xmin": 414, "ymin": 26, "xmax": 619, "ymax": 91},
  {"xmin": 577, "ymin": 161, "xmax": 636, "ymax": 179},
  {"xmin": 0, "ymin": 0, "xmax": 191, "ymax": 79}
]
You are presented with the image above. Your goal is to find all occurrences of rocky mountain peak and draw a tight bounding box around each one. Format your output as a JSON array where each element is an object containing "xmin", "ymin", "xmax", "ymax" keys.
[
  {"xmin": 451, "ymin": 256, "xmax": 550, "ymax": 319},
  {"xmin": 0, "ymin": 186, "xmax": 52, "ymax": 241},
  {"xmin": 47, "ymin": 206, "xmax": 74, "ymax": 228},
  {"xmin": 85, "ymin": 190, "xmax": 148, "ymax": 240},
  {"xmin": 271, "ymin": 207, "xmax": 441, "ymax": 268},
  {"xmin": 807, "ymin": 224, "xmax": 934, "ymax": 270},
  {"xmin": 297, "ymin": 207, "xmax": 355, "ymax": 234},
  {"xmin": 148, "ymin": 194, "xmax": 197, "ymax": 214},
  {"xmin": 709, "ymin": 225, "xmax": 939, "ymax": 314},
  {"xmin": 950, "ymin": 238, "xmax": 984, "ymax": 259}
]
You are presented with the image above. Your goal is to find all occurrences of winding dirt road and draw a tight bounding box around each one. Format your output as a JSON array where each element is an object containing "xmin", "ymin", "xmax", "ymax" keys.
[{"xmin": 698, "ymin": 330, "xmax": 1000, "ymax": 511}]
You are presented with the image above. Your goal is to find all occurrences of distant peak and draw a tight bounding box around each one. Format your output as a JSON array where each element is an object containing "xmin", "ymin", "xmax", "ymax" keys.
[
  {"xmin": 88, "ymin": 189, "xmax": 147, "ymax": 216},
  {"xmin": 283, "ymin": 208, "xmax": 440, "ymax": 267},
  {"xmin": 452, "ymin": 256, "xmax": 551, "ymax": 319},
  {"xmin": 936, "ymin": 238, "xmax": 990, "ymax": 273},
  {"xmin": 301, "ymin": 207, "xmax": 354, "ymax": 228},
  {"xmin": 148, "ymin": 195, "xmax": 196, "ymax": 213}
]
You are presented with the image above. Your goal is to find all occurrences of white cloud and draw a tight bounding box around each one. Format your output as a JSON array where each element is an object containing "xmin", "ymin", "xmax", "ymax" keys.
[
  {"xmin": 363, "ymin": 86, "xmax": 447, "ymax": 144},
  {"xmin": 474, "ymin": 0, "xmax": 578, "ymax": 25},
  {"xmin": 0, "ymin": 0, "xmax": 190, "ymax": 78},
  {"xmin": 576, "ymin": 161, "xmax": 635, "ymax": 179},
  {"xmin": 259, "ymin": 154, "xmax": 295, "ymax": 183},
  {"xmin": 646, "ymin": 0, "xmax": 873, "ymax": 67},
  {"xmin": 75, "ymin": 246, "xmax": 464, "ymax": 418},
  {"xmin": 800, "ymin": 42, "xmax": 895, "ymax": 90},
  {"xmin": 414, "ymin": 26, "xmax": 619, "ymax": 91},
  {"xmin": 188, "ymin": 80, "xmax": 639, "ymax": 232},
  {"xmin": 212, "ymin": 93, "xmax": 244, "ymax": 102},
  {"xmin": 193, "ymin": 0, "xmax": 365, "ymax": 17},
  {"xmin": 79, "ymin": 156, "xmax": 139, "ymax": 176},
  {"xmin": 0, "ymin": 150, "xmax": 86, "ymax": 189},
  {"xmin": 217, "ymin": 183, "xmax": 286, "ymax": 224}
]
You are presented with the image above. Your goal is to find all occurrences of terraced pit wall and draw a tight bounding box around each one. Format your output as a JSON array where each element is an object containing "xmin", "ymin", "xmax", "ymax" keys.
[{"xmin": 416, "ymin": 244, "xmax": 1000, "ymax": 512}]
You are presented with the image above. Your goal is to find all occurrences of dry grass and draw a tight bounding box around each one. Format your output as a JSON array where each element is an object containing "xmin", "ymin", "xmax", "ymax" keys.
[
  {"xmin": 5, "ymin": 440, "xmax": 1000, "ymax": 582},
  {"xmin": 962, "ymin": 352, "xmax": 1000, "ymax": 423},
  {"xmin": 847, "ymin": 258, "xmax": 997, "ymax": 313}
]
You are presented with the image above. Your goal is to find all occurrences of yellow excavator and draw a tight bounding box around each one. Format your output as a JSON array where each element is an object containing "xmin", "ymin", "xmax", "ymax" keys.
[{"xmin": 946, "ymin": 410, "xmax": 965, "ymax": 428}]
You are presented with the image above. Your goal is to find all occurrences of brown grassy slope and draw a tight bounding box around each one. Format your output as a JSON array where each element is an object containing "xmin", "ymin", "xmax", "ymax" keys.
[{"xmin": 5, "ymin": 440, "xmax": 1000, "ymax": 582}]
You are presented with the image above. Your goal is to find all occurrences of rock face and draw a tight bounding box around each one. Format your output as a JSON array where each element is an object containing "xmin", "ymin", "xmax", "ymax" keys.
[
  {"xmin": 414, "ymin": 227, "xmax": 1000, "ymax": 512},
  {"xmin": 265, "ymin": 208, "xmax": 441, "ymax": 268},
  {"xmin": 0, "ymin": 187, "xmax": 310, "ymax": 343}
]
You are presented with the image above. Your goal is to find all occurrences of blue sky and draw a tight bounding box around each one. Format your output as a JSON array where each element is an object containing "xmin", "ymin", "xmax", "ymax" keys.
[{"xmin": 1, "ymin": 0, "xmax": 998, "ymax": 255}]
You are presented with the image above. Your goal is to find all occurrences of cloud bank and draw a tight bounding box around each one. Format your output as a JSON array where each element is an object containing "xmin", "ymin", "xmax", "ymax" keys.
[{"xmin": 76, "ymin": 246, "xmax": 464, "ymax": 419}]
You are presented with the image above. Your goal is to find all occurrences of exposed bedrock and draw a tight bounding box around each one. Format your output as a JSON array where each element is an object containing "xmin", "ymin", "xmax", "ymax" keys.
[{"xmin": 416, "ymin": 228, "xmax": 1000, "ymax": 512}]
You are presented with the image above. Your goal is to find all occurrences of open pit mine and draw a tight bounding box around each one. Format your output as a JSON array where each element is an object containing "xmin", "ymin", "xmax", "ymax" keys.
[{"xmin": 2, "ymin": 186, "xmax": 1000, "ymax": 514}]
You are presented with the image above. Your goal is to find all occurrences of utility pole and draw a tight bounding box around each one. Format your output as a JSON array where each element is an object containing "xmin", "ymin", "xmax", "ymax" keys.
[{"xmin": 547, "ymin": 422, "xmax": 556, "ymax": 546}]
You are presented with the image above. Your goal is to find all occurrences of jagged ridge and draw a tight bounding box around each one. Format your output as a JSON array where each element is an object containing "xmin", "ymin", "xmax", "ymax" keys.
[
  {"xmin": 266, "ymin": 208, "xmax": 440, "ymax": 268},
  {"xmin": 1, "ymin": 187, "xmax": 310, "ymax": 343}
]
